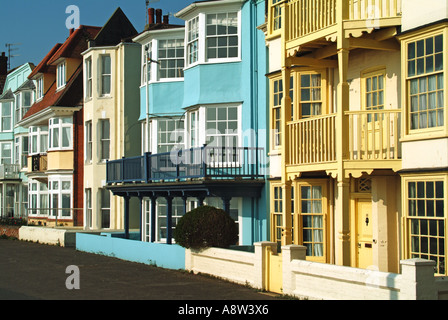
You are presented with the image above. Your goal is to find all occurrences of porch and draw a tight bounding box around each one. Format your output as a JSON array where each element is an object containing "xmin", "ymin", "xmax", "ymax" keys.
[{"xmin": 106, "ymin": 146, "xmax": 266, "ymax": 243}]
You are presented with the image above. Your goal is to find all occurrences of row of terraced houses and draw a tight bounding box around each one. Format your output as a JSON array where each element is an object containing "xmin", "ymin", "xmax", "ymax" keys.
[{"xmin": 1, "ymin": 0, "xmax": 448, "ymax": 299}]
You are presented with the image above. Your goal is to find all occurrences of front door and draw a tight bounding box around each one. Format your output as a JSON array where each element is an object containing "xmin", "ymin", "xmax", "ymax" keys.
[{"xmin": 356, "ymin": 199, "xmax": 373, "ymax": 269}]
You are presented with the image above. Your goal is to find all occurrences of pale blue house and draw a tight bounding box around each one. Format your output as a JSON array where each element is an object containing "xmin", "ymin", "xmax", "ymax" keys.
[
  {"xmin": 106, "ymin": 0, "xmax": 268, "ymax": 247},
  {"xmin": 0, "ymin": 62, "xmax": 35, "ymax": 218}
]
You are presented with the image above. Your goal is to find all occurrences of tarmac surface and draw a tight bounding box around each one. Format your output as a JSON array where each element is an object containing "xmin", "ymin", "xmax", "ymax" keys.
[{"xmin": 0, "ymin": 239, "xmax": 291, "ymax": 302}]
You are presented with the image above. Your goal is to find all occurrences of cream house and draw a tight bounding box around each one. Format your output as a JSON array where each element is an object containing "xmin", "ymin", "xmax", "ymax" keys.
[{"xmin": 82, "ymin": 8, "xmax": 141, "ymax": 230}]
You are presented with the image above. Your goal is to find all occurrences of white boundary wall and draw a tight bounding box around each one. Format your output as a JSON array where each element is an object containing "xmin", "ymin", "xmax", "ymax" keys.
[{"xmin": 185, "ymin": 242, "xmax": 448, "ymax": 300}]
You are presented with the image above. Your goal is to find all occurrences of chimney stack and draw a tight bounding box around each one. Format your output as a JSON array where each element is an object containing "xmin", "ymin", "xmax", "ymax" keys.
[
  {"xmin": 163, "ymin": 15, "xmax": 169, "ymax": 24},
  {"xmin": 156, "ymin": 9, "xmax": 162, "ymax": 24},
  {"xmin": 148, "ymin": 8, "xmax": 155, "ymax": 24},
  {"xmin": 0, "ymin": 52, "xmax": 7, "ymax": 75}
]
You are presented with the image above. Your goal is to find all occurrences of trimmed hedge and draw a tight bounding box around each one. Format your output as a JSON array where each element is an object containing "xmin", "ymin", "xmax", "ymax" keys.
[{"xmin": 173, "ymin": 205, "xmax": 238, "ymax": 249}]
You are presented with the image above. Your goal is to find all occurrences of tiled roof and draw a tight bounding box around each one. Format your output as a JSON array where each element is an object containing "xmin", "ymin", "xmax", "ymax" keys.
[
  {"xmin": 22, "ymin": 65, "xmax": 82, "ymax": 120},
  {"xmin": 28, "ymin": 43, "xmax": 62, "ymax": 79},
  {"xmin": 47, "ymin": 25, "xmax": 101, "ymax": 65}
]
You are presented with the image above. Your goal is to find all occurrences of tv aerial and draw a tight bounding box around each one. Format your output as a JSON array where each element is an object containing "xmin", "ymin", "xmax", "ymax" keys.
[{"xmin": 5, "ymin": 43, "xmax": 21, "ymax": 70}]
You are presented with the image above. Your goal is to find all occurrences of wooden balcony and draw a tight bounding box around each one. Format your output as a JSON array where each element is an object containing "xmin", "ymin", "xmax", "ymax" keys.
[
  {"xmin": 30, "ymin": 154, "xmax": 48, "ymax": 173},
  {"xmin": 269, "ymin": 0, "xmax": 402, "ymax": 54},
  {"xmin": 286, "ymin": 109, "xmax": 401, "ymax": 173}
]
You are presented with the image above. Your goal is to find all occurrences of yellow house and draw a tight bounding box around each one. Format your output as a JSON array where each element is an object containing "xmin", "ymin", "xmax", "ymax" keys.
[{"xmin": 264, "ymin": 0, "xmax": 448, "ymax": 276}]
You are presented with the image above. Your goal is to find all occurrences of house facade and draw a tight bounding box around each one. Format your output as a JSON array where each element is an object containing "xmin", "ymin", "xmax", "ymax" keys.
[
  {"xmin": 0, "ymin": 62, "xmax": 35, "ymax": 218},
  {"xmin": 264, "ymin": 0, "xmax": 448, "ymax": 276},
  {"xmin": 106, "ymin": 0, "xmax": 269, "ymax": 245},
  {"xmin": 19, "ymin": 25, "xmax": 101, "ymax": 227},
  {"xmin": 82, "ymin": 8, "xmax": 141, "ymax": 231}
]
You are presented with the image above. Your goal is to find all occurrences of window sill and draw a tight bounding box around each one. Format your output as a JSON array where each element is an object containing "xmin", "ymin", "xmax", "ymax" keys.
[
  {"xmin": 184, "ymin": 58, "xmax": 242, "ymax": 72},
  {"xmin": 401, "ymin": 129, "xmax": 448, "ymax": 143}
]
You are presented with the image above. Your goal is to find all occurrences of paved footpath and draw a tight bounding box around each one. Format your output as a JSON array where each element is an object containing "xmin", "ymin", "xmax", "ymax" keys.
[{"xmin": 0, "ymin": 239, "xmax": 291, "ymax": 302}]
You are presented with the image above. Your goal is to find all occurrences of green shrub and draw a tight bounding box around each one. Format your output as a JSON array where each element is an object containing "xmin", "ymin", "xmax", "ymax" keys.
[{"xmin": 173, "ymin": 205, "xmax": 238, "ymax": 249}]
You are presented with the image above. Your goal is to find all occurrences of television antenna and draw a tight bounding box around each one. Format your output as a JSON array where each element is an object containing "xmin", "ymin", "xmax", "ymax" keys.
[{"xmin": 5, "ymin": 43, "xmax": 21, "ymax": 70}]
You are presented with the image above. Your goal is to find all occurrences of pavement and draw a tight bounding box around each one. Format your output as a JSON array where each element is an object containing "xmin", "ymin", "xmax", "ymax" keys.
[{"xmin": 0, "ymin": 239, "xmax": 292, "ymax": 302}]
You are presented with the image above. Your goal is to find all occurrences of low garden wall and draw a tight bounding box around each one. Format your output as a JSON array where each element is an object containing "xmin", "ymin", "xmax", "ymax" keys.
[
  {"xmin": 76, "ymin": 232, "xmax": 186, "ymax": 270},
  {"xmin": 0, "ymin": 225, "xmax": 20, "ymax": 238},
  {"xmin": 19, "ymin": 226, "xmax": 77, "ymax": 247}
]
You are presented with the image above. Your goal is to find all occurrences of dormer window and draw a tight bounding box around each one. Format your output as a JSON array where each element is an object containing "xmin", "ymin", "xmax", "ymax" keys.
[
  {"xmin": 36, "ymin": 77, "xmax": 44, "ymax": 100},
  {"xmin": 57, "ymin": 62, "xmax": 66, "ymax": 89}
]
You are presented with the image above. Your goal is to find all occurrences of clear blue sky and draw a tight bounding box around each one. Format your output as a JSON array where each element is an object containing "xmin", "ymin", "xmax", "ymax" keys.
[{"xmin": 0, "ymin": 0, "xmax": 194, "ymax": 70}]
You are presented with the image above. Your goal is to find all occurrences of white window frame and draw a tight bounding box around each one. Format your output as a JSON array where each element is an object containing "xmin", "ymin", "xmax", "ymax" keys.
[
  {"xmin": 185, "ymin": 9, "xmax": 241, "ymax": 68},
  {"xmin": 142, "ymin": 42, "xmax": 153, "ymax": 85},
  {"xmin": 49, "ymin": 117, "xmax": 73, "ymax": 151},
  {"xmin": 158, "ymin": 39, "xmax": 185, "ymax": 80},
  {"xmin": 28, "ymin": 180, "xmax": 48, "ymax": 217},
  {"xmin": 155, "ymin": 118, "xmax": 184, "ymax": 154},
  {"xmin": 57, "ymin": 62, "xmax": 66, "ymax": 90},
  {"xmin": 187, "ymin": 16, "xmax": 200, "ymax": 67},
  {"xmin": 36, "ymin": 77, "xmax": 44, "ymax": 101},
  {"xmin": 29, "ymin": 126, "xmax": 48, "ymax": 155},
  {"xmin": 0, "ymin": 101, "xmax": 12, "ymax": 132},
  {"xmin": 48, "ymin": 175, "xmax": 73, "ymax": 220},
  {"xmin": 205, "ymin": 12, "xmax": 239, "ymax": 62},
  {"xmin": 14, "ymin": 135, "xmax": 28, "ymax": 169},
  {"xmin": 0, "ymin": 142, "xmax": 12, "ymax": 165}
]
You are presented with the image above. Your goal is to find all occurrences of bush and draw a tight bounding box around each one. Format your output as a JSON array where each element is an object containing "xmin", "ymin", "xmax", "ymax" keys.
[{"xmin": 173, "ymin": 205, "xmax": 238, "ymax": 249}]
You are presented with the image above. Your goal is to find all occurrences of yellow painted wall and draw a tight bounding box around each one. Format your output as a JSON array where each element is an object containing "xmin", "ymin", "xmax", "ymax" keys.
[{"xmin": 47, "ymin": 151, "xmax": 74, "ymax": 171}]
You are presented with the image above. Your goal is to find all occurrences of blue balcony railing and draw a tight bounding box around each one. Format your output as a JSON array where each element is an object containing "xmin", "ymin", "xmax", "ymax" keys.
[{"xmin": 106, "ymin": 146, "xmax": 266, "ymax": 184}]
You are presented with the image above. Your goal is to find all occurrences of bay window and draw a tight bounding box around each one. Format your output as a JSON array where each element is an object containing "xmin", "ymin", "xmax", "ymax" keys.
[
  {"xmin": 29, "ymin": 126, "xmax": 48, "ymax": 155},
  {"xmin": 158, "ymin": 39, "xmax": 184, "ymax": 79},
  {"xmin": 187, "ymin": 16, "xmax": 199, "ymax": 66},
  {"xmin": 206, "ymin": 12, "xmax": 238, "ymax": 60},
  {"xmin": 49, "ymin": 117, "xmax": 73, "ymax": 150},
  {"xmin": 85, "ymin": 121, "xmax": 92, "ymax": 163},
  {"xmin": 205, "ymin": 105, "xmax": 239, "ymax": 148},
  {"xmin": 157, "ymin": 118, "xmax": 184, "ymax": 154},
  {"xmin": 49, "ymin": 177, "xmax": 72, "ymax": 219},
  {"xmin": 28, "ymin": 180, "xmax": 48, "ymax": 216}
]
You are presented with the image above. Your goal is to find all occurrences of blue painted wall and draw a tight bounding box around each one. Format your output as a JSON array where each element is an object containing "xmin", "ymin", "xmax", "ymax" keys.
[
  {"xmin": 76, "ymin": 232, "xmax": 186, "ymax": 270},
  {"xmin": 137, "ymin": 0, "xmax": 269, "ymax": 245}
]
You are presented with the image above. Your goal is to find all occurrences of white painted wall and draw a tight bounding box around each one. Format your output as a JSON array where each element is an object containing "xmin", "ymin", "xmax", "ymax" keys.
[
  {"xmin": 402, "ymin": 138, "xmax": 448, "ymax": 169},
  {"xmin": 402, "ymin": 0, "xmax": 448, "ymax": 32}
]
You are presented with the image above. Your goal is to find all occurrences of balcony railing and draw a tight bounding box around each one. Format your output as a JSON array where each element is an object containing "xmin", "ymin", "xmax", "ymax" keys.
[
  {"xmin": 30, "ymin": 154, "xmax": 48, "ymax": 173},
  {"xmin": 288, "ymin": 114, "xmax": 336, "ymax": 166},
  {"xmin": 269, "ymin": 0, "xmax": 402, "ymax": 44},
  {"xmin": 346, "ymin": 109, "xmax": 401, "ymax": 161},
  {"xmin": 287, "ymin": 109, "xmax": 401, "ymax": 166},
  {"xmin": 0, "ymin": 164, "xmax": 21, "ymax": 180},
  {"xmin": 106, "ymin": 146, "xmax": 266, "ymax": 184}
]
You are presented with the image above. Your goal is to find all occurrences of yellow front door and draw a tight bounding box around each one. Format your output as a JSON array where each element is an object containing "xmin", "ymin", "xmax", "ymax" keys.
[
  {"xmin": 265, "ymin": 246, "xmax": 283, "ymax": 294},
  {"xmin": 356, "ymin": 199, "xmax": 373, "ymax": 269}
]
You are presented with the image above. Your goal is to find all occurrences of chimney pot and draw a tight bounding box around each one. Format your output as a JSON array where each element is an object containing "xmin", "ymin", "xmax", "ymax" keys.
[
  {"xmin": 163, "ymin": 15, "xmax": 169, "ymax": 24},
  {"xmin": 148, "ymin": 8, "xmax": 155, "ymax": 24},
  {"xmin": 156, "ymin": 9, "xmax": 162, "ymax": 24},
  {"xmin": 0, "ymin": 52, "xmax": 8, "ymax": 75}
]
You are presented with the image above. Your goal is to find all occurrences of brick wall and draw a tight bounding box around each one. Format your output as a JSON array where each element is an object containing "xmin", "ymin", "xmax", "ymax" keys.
[{"xmin": 0, "ymin": 226, "xmax": 20, "ymax": 239}]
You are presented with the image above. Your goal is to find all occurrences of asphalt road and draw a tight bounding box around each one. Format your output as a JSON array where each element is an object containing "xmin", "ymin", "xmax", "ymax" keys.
[{"xmin": 0, "ymin": 239, "xmax": 290, "ymax": 302}]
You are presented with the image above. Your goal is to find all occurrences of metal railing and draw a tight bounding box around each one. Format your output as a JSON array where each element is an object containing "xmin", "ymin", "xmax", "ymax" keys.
[
  {"xmin": 0, "ymin": 164, "xmax": 21, "ymax": 180},
  {"xmin": 106, "ymin": 146, "xmax": 266, "ymax": 184}
]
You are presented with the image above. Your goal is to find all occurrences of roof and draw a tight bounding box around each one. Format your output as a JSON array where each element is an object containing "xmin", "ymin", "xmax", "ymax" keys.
[
  {"xmin": 0, "ymin": 89, "xmax": 14, "ymax": 101},
  {"xmin": 28, "ymin": 43, "xmax": 62, "ymax": 80},
  {"xmin": 47, "ymin": 25, "xmax": 101, "ymax": 65},
  {"xmin": 22, "ymin": 65, "xmax": 82, "ymax": 121}
]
